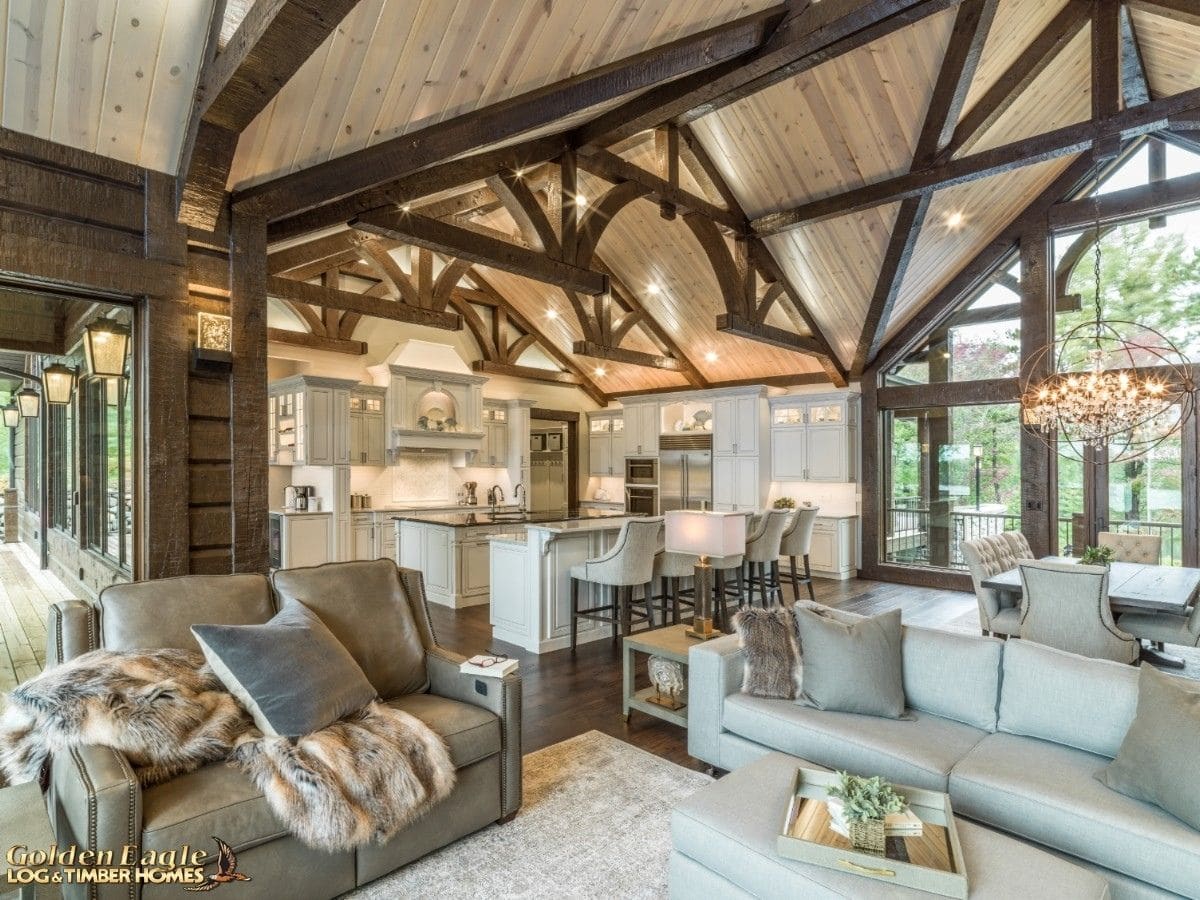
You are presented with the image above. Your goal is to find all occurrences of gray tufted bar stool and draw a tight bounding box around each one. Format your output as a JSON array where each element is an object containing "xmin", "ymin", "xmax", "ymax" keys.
[
  {"xmin": 743, "ymin": 509, "xmax": 792, "ymax": 607},
  {"xmin": 779, "ymin": 506, "xmax": 820, "ymax": 603},
  {"xmin": 570, "ymin": 517, "xmax": 663, "ymax": 651}
]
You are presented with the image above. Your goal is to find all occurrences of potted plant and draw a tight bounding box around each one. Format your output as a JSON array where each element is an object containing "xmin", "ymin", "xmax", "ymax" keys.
[
  {"xmin": 1080, "ymin": 545, "xmax": 1115, "ymax": 567},
  {"xmin": 826, "ymin": 772, "xmax": 906, "ymax": 854},
  {"xmin": 773, "ymin": 497, "xmax": 796, "ymax": 509}
]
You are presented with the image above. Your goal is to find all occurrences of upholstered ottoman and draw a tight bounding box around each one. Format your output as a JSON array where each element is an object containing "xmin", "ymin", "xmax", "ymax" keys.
[{"xmin": 670, "ymin": 752, "xmax": 1110, "ymax": 899}]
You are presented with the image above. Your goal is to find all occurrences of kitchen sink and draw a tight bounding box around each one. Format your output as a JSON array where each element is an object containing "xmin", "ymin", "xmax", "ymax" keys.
[{"xmin": 488, "ymin": 509, "xmax": 529, "ymax": 521}]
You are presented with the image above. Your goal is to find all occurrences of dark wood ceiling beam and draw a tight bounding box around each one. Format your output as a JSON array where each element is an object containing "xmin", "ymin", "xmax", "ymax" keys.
[
  {"xmin": 752, "ymin": 84, "xmax": 1200, "ymax": 233},
  {"xmin": 263, "ymin": 136, "xmax": 569, "ymax": 243},
  {"xmin": 267, "ymin": 275, "xmax": 461, "ymax": 331},
  {"xmin": 268, "ymin": 328, "xmax": 367, "ymax": 355},
  {"xmin": 574, "ymin": 0, "xmax": 960, "ymax": 149},
  {"xmin": 716, "ymin": 313, "xmax": 831, "ymax": 357},
  {"xmin": 1129, "ymin": 0, "xmax": 1200, "ymax": 27},
  {"xmin": 1119, "ymin": 4, "xmax": 1151, "ymax": 106},
  {"xmin": 268, "ymin": 232, "xmax": 357, "ymax": 274},
  {"xmin": 573, "ymin": 340, "xmax": 685, "ymax": 371},
  {"xmin": 854, "ymin": 0, "xmax": 997, "ymax": 374},
  {"xmin": 178, "ymin": 0, "xmax": 363, "ymax": 230},
  {"xmin": 1092, "ymin": 0, "xmax": 1122, "ymax": 122},
  {"xmin": 351, "ymin": 210, "xmax": 608, "ymax": 295},
  {"xmin": 487, "ymin": 169, "xmax": 561, "ymax": 255},
  {"xmin": 946, "ymin": 2, "xmax": 1090, "ymax": 158},
  {"xmin": 472, "ymin": 360, "xmax": 593, "ymax": 390},
  {"xmin": 1048, "ymin": 168, "xmax": 1200, "ymax": 229},
  {"xmin": 233, "ymin": 7, "xmax": 784, "ymax": 222}
]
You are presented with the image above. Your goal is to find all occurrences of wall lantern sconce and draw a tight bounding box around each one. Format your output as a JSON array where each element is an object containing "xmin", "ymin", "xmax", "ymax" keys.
[
  {"xmin": 84, "ymin": 319, "xmax": 130, "ymax": 379},
  {"xmin": 41, "ymin": 363, "xmax": 77, "ymax": 405},
  {"xmin": 2, "ymin": 402, "xmax": 18, "ymax": 428},
  {"xmin": 192, "ymin": 312, "xmax": 233, "ymax": 373},
  {"xmin": 15, "ymin": 386, "xmax": 39, "ymax": 418}
]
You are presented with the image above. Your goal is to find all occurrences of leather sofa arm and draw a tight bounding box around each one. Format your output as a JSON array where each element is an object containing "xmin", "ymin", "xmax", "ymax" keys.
[
  {"xmin": 46, "ymin": 601, "xmax": 98, "ymax": 667},
  {"xmin": 49, "ymin": 744, "xmax": 142, "ymax": 900},
  {"xmin": 686, "ymin": 634, "xmax": 744, "ymax": 770},
  {"xmin": 426, "ymin": 647, "xmax": 522, "ymax": 818}
]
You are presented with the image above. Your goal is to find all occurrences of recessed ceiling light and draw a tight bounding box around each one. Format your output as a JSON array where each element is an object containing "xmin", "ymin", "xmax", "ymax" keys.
[
  {"xmin": 546, "ymin": 309, "xmax": 558, "ymax": 320},
  {"xmin": 946, "ymin": 211, "xmax": 964, "ymax": 228},
  {"xmin": 514, "ymin": 167, "xmax": 526, "ymax": 177},
  {"xmin": 575, "ymin": 193, "xmax": 588, "ymax": 208},
  {"xmin": 594, "ymin": 366, "xmax": 606, "ymax": 377},
  {"xmin": 704, "ymin": 351, "xmax": 719, "ymax": 363},
  {"xmin": 646, "ymin": 283, "xmax": 661, "ymax": 295},
  {"xmin": 401, "ymin": 203, "xmax": 411, "ymax": 213}
]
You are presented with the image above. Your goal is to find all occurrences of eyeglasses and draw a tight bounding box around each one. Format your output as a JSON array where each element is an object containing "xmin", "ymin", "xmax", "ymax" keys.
[{"xmin": 471, "ymin": 652, "xmax": 509, "ymax": 668}]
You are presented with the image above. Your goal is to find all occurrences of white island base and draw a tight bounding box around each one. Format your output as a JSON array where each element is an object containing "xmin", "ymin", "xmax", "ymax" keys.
[{"xmin": 489, "ymin": 516, "xmax": 643, "ymax": 654}]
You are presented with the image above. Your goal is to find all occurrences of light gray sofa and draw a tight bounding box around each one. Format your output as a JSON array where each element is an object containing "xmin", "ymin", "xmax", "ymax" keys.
[{"xmin": 688, "ymin": 606, "xmax": 1200, "ymax": 899}]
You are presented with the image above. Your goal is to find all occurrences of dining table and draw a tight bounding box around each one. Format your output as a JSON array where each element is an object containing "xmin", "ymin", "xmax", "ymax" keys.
[{"xmin": 980, "ymin": 556, "xmax": 1200, "ymax": 668}]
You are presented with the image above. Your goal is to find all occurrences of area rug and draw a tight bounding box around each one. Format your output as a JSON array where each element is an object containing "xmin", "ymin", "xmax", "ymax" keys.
[{"xmin": 346, "ymin": 730, "xmax": 712, "ymax": 899}]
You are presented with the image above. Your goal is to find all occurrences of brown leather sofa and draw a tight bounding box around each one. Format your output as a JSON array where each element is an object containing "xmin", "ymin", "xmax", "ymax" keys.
[{"xmin": 44, "ymin": 560, "xmax": 521, "ymax": 899}]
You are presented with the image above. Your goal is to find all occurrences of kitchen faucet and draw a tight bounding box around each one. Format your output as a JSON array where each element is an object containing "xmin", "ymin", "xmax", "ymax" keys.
[
  {"xmin": 514, "ymin": 482, "xmax": 526, "ymax": 512},
  {"xmin": 488, "ymin": 485, "xmax": 505, "ymax": 513}
]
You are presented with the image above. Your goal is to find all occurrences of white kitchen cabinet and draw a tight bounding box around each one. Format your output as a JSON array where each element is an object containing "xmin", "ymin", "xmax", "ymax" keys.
[
  {"xmin": 396, "ymin": 519, "xmax": 519, "ymax": 608},
  {"xmin": 349, "ymin": 388, "xmax": 386, "ymax": 466},
  {"xmin": 624, "ymin": 403, "xmax": 659, "ymax": 457},
  {"xmin": 269, "ymin": 376, "xmax": 358, "ymax": 466},
  {"xmin": 712, "ymin": 389, "xmax": 767, "ymax": 511},
  {"xmin": 587, "ymin": 412, "xmax": 624, "ymax": 476},
  {"xmin": 713, "ymin": 456, "xmax": 760, "ymax": 512},
  {"xmin": 424, "ymin": 526, "xmax": 453, "ymax": 595},
  {"xmin": 277, "ymin": 513, "xmax": 331, "ymax": 568},
  {"xmin": 333, "ymin": 390, "xmax": 351, "ymax": 465},
  {"xmin": 352, "ymin": 515, "xmax": 376, "ymax": 560},
  {"xmin": 800, "ymin": 516, "xmax": 857, "ymax": 580},
  {"xmin": 398, "ymin": 521, "xmax": 424, "ymax": 570},
  {"xmin": 768, "ymin": 393, "xmax": 859, "ymax": 483},
  {"xmin": 333, "ymin": 465, "xmax": 351, "ymax": 561},
  {"xmin": 713, "ymin": 394, "xmax": 760, "ymax": 456},
  {"xmin": 476, "ymin": 404, "xmax": 509, "ymax": 468},
  {"xmin": 459, "ymin": 536, "xmax": 492, "ymax": 599},
  {"xmin": 367, "ymin": 363, "xmax": 488, "ymax": 454}
]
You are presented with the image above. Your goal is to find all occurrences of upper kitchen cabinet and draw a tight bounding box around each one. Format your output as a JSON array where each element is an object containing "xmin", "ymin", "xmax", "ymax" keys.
[
  {"xmin": 269, "ymin": 376, "xmax": 358, "ymax": 466},
  {"xmin": 349, "ymin": 387, "xmax": 387, "ymax": 466},
  {"xmin": 713, "ymin": 392, "xmax": 765, "ymax": 457},
  {"xmin": 476, "ymin": 403, "xmax": 509, "ymax": 468},
  {"xmin": 587, "ymin": 412, "xmax": 624, "ymax": 477},
  {"xmin": 769, "ymin": 394, "xmax": 860, "ymax": 483},
  {"xmin": 623, "ymin": 402, "xmax": 659, "ymax": 458},
  {"xmin": 711, "ymin": 388, "xmax": 768, "ymax": 512},
  {"xmin": 367, "ymin": 364, "xmax": 488, "ymax": 455}
]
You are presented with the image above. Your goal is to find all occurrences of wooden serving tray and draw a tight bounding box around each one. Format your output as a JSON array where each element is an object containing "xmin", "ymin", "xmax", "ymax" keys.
[{"xmin": 778, "ymin": 767, "xmax": 969, "ymax": 898}]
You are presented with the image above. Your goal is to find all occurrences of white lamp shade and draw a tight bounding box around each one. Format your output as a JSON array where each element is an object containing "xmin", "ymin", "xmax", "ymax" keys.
[
  {"xmin": 16, "ymin": 387, "xmax": 39, "ymax": 418},
  {"xmin": 41, "ymin": 364, "xmax": 76, "ymax": 405},
  {"xmin": 83, "ymin": 320, "xmax": 129, "ymax": 378},
  {"xmin": 2, "ymin": 404, "xmax": 17, "ymax": 428},
  {"xmin": 665, "ymin": 510, "xmax": 746, "ymax": 558}
]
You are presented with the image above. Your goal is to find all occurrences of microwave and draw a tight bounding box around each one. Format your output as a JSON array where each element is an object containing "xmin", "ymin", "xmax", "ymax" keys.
[{"xmin": 625, "ymin": 457, "xmax": 657, "ymax": 485}]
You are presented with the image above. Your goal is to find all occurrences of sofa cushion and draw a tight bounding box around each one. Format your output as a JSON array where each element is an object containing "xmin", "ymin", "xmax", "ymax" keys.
[
  {"xmin": 998, "ymin": 638, "xmax": 1139, "ymax": 758},
  {"xmin": 733, "ymin": 607, "xmax": 798, "ymax": 700},
  {"xmin": 142, "ymin": 762, "xmax": 284, "ymax": 853},
  {"xmin": 1103, "ymin": 666, "xmax": 1200, "ymax": 831},
  {"xmin": 901, "ymin": 626, "xmax": 1002, "ymax": 731},
  {"xmin": 192, "ymin": 599, "xmax": 377, "ymax": 737},
  {"xmin": 97, "ymin": 574, "xmax": 275, "ymax": 652},
  {"xmin": 722, "ymin": 693, "xmax": 987, "ymax": 792},
  {"xmin": 387, "ymin": 693, "xmax": 500, "ymax": 769},
  {"xmin": 949, "ymin": 731, "xmax": 1200, "ymax": 898},
  {"xmin": 793, "ymin": 607, "xmax": 906, "ymax": 718},
  {"xmin": 271, "ymin": 560, "xmax": 428, "ymax": 698}
]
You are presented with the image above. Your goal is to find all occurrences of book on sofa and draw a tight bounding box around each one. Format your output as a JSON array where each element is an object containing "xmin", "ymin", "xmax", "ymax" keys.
[{"xmin": 461, "ymin": 655, "xmax": 518, "ymax": 677}]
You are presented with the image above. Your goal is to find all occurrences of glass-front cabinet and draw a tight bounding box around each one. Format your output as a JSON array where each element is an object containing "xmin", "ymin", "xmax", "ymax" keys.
[
  {"xmin": 769, "ymin": 394, "xmax": 859, "ymax": 483},
  {"xmin": 588, "ymin": 412, "xmax": 624, "ymax": 476}
]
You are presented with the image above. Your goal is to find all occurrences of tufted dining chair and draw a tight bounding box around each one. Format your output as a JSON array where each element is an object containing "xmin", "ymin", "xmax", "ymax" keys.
[
  {"xmin": 1097, "ymin": 531, "xmax": 1163, "ymax": 565},
  {"xmin": 743, "ymin": 509, "xmax": 792, "ymax": 607},
  {"xmin": 960, "ymin": 531, "xmax": 1032, "ymax": 637},
  {"xmin": 1119, "ymin": 600, "xmax": 1200, "ymax": 654},
  {"xmin": 570, "ymin": 517, "xmax": 663, "ymax": 651},
  {"xmin": 1018, "ymin": 559, "xmax": 1139, "ymax": 664},
  {"xmin": 779, "ymin": 506, "xmax": 820, "ymax": 603}
]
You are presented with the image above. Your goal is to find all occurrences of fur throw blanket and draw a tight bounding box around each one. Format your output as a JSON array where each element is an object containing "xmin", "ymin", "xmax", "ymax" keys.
[{"xmin": 0, "ymin": 649, "xmax": 456, "ymax": 852}]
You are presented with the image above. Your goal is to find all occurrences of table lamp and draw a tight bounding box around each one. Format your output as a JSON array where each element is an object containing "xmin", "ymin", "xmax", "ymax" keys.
[{"xmin": 666, "ymin": 510, "xmax": 746, "ymax": 641}]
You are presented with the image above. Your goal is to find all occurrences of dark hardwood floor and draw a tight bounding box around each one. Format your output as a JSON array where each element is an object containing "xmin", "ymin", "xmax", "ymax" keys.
[{"xmin": 427, "ymin": 576, "xmax": 975, "ymax": 771}]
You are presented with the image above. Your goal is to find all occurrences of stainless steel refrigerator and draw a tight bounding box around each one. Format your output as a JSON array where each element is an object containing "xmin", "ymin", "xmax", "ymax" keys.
[{"xmin": 659, "ymin": 434, "xmax": 712, "ymax": 512}]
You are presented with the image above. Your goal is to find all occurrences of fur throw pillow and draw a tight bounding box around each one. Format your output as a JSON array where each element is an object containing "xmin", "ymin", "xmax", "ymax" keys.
[
  {"xmin": 733, "ymin": 607, "xmax": 800, "ymax": 699},
  {"xmin": 0, "ymin": 648, "xmax": 249, "ymax": 788}
]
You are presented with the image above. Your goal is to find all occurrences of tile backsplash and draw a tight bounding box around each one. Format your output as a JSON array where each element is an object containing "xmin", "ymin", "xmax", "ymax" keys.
[
  {"xmin": 347, "ymin": 455, "xmax": 514, "ymax": 506},
  {"xmin": 768, "ymin": 481, "xmax": 859, "ymax": 517}
]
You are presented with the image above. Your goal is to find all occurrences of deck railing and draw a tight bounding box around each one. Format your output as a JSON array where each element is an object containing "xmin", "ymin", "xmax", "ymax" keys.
[{"xmin": 885, "ymin": 505, "xmax": 1184, "ymax": 569}]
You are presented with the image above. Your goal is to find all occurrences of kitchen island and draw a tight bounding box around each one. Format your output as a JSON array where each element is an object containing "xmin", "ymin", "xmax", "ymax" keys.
[
  {"xmin": 488, "ymin": 514, "xmax": 647, "ymax": 654},
  {"xmin": 391, "ymin": 508, "xmax": 631, "ymax": 609}
]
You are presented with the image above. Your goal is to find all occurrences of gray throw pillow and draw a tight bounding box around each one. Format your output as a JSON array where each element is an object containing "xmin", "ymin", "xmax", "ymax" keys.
[
  {"xmin": 192, "ymin": 599, "xmax": 377, "ymax": 737},
  {"xmin": 1102, "ymin": 666, "xmax": 1200, "ymax": 830},
  {"xmin": 793, "ymin": 606, "xmax": 906, "ymax": 718},
  {"xmin": 733, "ymin": 607, "xmax": 799, "ymax": 699}
]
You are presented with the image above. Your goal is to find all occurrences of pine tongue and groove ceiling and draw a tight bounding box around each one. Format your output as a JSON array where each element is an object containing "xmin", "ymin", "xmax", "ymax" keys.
[{"xmin": 1, "ymin": 1, "xmax": 1199, "ymax": 392}]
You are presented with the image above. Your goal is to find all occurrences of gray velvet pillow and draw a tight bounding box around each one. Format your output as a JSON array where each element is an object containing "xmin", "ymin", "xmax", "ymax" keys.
[
  {"xmin": 793, "ymin": 606, "xmax": 906, "ymax": 718},
  {"xmin": 733, "ymin": 607, "xmax": 798, "ymax": 699},
  {"xmin": 192, "ymin": 599, "xmax": 377, "ymax": 737},
  {"xmin": 1102, "ymin": 666, "xmax": 1200, "ymax": 830}
]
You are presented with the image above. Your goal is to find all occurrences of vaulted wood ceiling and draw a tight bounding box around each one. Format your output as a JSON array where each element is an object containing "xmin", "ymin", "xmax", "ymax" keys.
[{"xmin": 2, "ymin": 0, "xmax": 1198, "ymax": 398}]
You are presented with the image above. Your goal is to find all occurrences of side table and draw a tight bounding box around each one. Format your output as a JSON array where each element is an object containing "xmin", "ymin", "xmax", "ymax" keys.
[
  {"xmin": 623, "ymin": 624, "xmax": 717, "ymax": 728},
  {"xmin": 0, "ymin": 781, "xmax": 61, "ymax": 900}
]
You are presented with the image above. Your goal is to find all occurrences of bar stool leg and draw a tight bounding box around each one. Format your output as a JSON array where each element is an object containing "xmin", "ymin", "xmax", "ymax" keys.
[
  {"xmin": 570, "ymin": 577, "xmax": 580, "ymax": 652},
  {"xmin": 621, "ymin": 586, "xmax": 633, "ymax": 636},
  {"xmin": 671, "ymin": 577, "xmax": 680, "ymax": 625},
  {"xmin": 770, "ymin": 559, "xmax": 781, "ymax": 606},
  {"xmin": 804, "ymin": 554, "xmax": 815, "ymax": 602},
  {"xmin": 735, "ymin": 567, "xmax": 744, "ymax": 608},
  {"xmin": 611, "ymin": 585, "xmax": 619, "ymax": 643},
  {"xmin": 788, "ymin": 555, "xmax": 800, "ymax": 603},
  {"xmin": 643, "ymin": 582, "xmax": 654, "ymax": 630}
]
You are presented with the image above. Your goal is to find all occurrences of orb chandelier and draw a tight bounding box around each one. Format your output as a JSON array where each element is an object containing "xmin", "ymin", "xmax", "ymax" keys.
[{"xmin": 1020, "ymin": 222, "xmax": 1194, "ymax": 463}]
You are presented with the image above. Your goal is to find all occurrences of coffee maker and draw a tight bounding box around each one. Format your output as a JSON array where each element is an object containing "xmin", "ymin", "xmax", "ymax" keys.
[
  {"xmin": 285, "ymin": 485, "xmax": 314, "ymax": 510},
  {"xmin": 461, "ymin": 481, "xmax": 478, "ymax": 506}
]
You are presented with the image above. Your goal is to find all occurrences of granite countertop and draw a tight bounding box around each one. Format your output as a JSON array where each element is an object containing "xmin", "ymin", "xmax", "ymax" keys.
[
  {"xmin": 270, "ymin": 508, "xmax": 332, "ymax": 516},
  {"xmin": 391, "ymin": 508, "xmax": 636, "ymax": 528},
  {"xmin": 525, "ymin": 515, "xmax": 643, "ymax": 534}
]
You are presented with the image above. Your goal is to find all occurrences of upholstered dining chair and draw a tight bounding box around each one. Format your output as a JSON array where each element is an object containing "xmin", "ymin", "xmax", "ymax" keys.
[
  {"xmin": 779, "ymin": 506, "xmax": 820, "ymax": 603},
  {"xmin": 1018, "ymin": 559, "xmax": 1139, "ymax": 664},
  {"xmin": 1119, "ymin": 601, "xmax": 1200, "ymax": 654},
  {"xmin": 570, "ymin": 517, "xmax": 663, "ymax": 651},
  {"xmin": 960, "ymin": 531, "xmax": 1030, "ymax": 637},
  {"xmin": 1098, "ymin": 531, "xmax": 1163, "ymax": 565}
]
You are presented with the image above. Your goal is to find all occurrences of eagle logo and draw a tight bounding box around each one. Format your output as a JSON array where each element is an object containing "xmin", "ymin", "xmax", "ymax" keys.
[{"xmin": 184, "ymin": 837, "xmax": 252, "ymax": 892}]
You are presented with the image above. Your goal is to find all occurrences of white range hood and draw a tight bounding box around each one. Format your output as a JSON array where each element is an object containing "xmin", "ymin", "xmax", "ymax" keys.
[{"xmin": 368, "ymin": 340, "xmax": 488, "ymax": 457}]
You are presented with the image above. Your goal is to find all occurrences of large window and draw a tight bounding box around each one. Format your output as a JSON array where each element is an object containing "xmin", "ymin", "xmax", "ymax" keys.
[
  {"xmin": 48, "ymin": 396, "xmax": 75, "ymax": 533},
  {"xmin": 82, "ymin": 375, "xmax": 132, "ymax": 569}
]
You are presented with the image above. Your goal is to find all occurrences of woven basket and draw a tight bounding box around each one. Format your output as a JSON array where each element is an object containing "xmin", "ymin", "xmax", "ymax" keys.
[{"xmin": 848, "ymin": 818, "xmax": 886, "ymax": 854}]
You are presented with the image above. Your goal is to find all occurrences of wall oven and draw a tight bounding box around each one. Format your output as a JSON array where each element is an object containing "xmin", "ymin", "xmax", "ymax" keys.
[
  {"xmin": 625, "ymin": 486, "xmax": 658, "ymax": 516},
  {"xmin": 625, "ymin": 457, "xmax": 658, "ymax": 485}
]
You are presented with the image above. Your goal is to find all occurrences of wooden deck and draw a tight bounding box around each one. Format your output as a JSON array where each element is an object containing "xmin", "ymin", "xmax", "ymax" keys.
[{"xmin": 0, "ymin": 546, "xmax": 975, "ymax": 768}]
